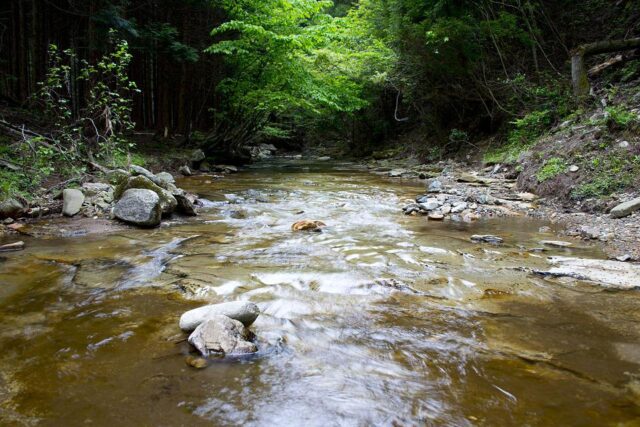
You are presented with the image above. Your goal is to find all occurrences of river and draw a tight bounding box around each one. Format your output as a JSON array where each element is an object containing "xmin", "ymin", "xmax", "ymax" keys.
[{"xmin": 1, "ymin": 160, "xmax": 639, "ymax": 425}]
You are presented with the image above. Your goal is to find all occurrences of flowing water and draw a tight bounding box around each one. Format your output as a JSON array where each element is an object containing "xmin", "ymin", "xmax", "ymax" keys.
[{"xmin": 1, "ymin": 160, "xmax": 640, "ymax": 426}]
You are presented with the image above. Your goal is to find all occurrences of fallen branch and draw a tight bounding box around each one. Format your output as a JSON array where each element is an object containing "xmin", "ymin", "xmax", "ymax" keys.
[{"xmin": 571, "ymin": 37, "xmax": 640, "ymax": 96}]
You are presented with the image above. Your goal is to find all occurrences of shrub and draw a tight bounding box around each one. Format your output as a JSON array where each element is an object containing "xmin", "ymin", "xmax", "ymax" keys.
[{"xmin": 536, "ymin": 157, "xmax": 567, "ymax": 182}]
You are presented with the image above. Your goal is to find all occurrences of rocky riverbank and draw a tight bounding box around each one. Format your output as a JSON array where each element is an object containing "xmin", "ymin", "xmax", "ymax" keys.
[{"xmin": 364, "ymin": 158, "xmax": 640, "ymax": 261}]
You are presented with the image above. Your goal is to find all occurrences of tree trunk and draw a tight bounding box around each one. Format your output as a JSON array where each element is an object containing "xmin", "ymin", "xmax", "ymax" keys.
[{"xmin": 571, "ymin": 38, "xmax": 640, "ymax": 96}]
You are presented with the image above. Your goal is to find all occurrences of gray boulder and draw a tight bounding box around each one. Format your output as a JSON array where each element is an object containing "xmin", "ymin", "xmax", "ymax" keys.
[
  {"xmin": 179, "ymin": 301, "xmax": 260, "ymax": 332},
  {"xmin": 0, "ymin": 198, "xmax": 27, "ymax": 219},
  {"xmin": 113, "ymin": 189, "xmax": 162, "ymax": 227},
  {"xmin": 81, "ymin": 182, "xmax": 113, "ymax": 197},
  {"xmin": 115, "ymin": 175, "xmax": 177, "ymax": 215},
  {"xmin": 175, "ymin": 193, "xmax": 198, "ymax": 216},
  {"xmin": 611, "ymin": 198, "xmax": 640, "ymax": 218},
  {"xmin": 156, "ymin": 172, "xmax": 175, "ymax": 186},
  {"xmin": 190, "ymin": 149, "xmax": 206, "ymax": 163},
  {"xmin": 62, "ymin": 189, "xmax": 85, "ymax": 216},
  {"xmin": 179, "ymin": 165, "xmax": 193, "ymax": 176},
  {"xmin": 427, "ymin": 179, "xmax": 443, "ymax": 193},
  {"xmin": 420, "ymin": 200, "xmax": 440, "ymax": 211},
  {"xmin": 188, "ymin": 315, "xmax": 257, "ymax": 357},
  {"xmin": 129, "ymin": 165, "xmax": 156, "ymax": 180},
  {"xmin": 451, "ymin": 202, "xmax": 468, "ymax": 213},
  {"xmin": 105, "ymin": 169, "xmax": 129, "ymax": 185}
]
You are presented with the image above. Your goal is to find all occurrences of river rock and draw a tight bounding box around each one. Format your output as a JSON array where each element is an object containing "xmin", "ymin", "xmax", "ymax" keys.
[
  {"xmin": 540, "ymin": 240, "xmax": 573, "ymax": 248},
  {"xmin": 0, "ymin": 241, "xmax": 24, "ymax": 252},
  {"xmin": 185, "ymin": 355, "xmax": 208, "ymax": 369},
  {"xmin": 517, "ymin": 192, "xmax": 537, "ymax": 202},
  {"xmin": 420, "ymin": 200, "xmax": 440, "ymax": 211},
  {"xmin": 179, "ymin": 165, "xmax": 193, "ymax": 176},
  {"xmin": 535, "ymin": 256, "xmax": 640, "ymax": 289},
  {"xmin": 105, "ymin": 169, "xmax": 129, "ymax": 185},
  {"xmin": 188, "ymin": 315, "xmax": 257, "ymax": 357},
  {"xmin": 0, "ymin": 198, "xmax": 27, "ymax": 219},
  {"xmin": 214, "ymin": 165, "xmax": 238, "ymax": 173},
  {"xmin": 179, "ymin": 301, "xmax": 260, "ymax": 331},
  {"xmin": 610, "ymin": 198, "xmax": 640, "ymax": 218},
  {"xmin": 129, "ymin": 165, "xmax": 156, "ymax": 180},
  {"xmin": 388, "ymin": 169, "xmax": 407, "ymax": 178},
  {"xmin": 175, "ymin": 193, "xmax": 198, "ymax": 216},
  {"xmin": 292, "ymin": 219, "xmax": 326, "ymax": 232},
  {"xmin": 156, "ymin": 172, "xmax": 175, "ymax": 186},
  {"xmin": 402, "ymin": 203, "xmax": 424, "ymax": 215},
  {"xmin": 190, "ymin": 149, "xmax": 206, "ymax": 163},
  {"xmin": 113, "ymin": 189, "xmax": 162, "ymax": 227},
  {"xmin": 427, "ymin": 179, "xmax": 442, "ymax": 193},
  {"xmin": 81, "ymin": 182, "xmax": 113, "ymax": 197},
  {"xmin": 471, "ymin": 235, "xmax": 503, "ymax": 244},
  {"xmin": 457, "ymin": 173, "xmax": 489, "ymax": 184},
  {"xmin": 451, "ymin": 202, "xmax": 468, "ymax": 213},
  {"xmin": 428, "ymin": 213, "xmax": 444, "ymax": 220},
  {"xmin": 115, "ymin": 175, "xmax": 177, "ymax": 215},
  {"xmin": 62, "ymin": 189, "xmax": 85, "ymax": 216}
]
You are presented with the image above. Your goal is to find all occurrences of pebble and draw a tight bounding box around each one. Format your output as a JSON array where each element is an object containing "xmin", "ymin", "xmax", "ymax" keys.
[{"xmin": 185, "ymin": 356, "xmax": 208, "ymax": 369}]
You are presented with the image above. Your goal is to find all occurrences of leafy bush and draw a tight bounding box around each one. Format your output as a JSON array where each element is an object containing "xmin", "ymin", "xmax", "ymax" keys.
[
  {"xmin": 536, "ymin": 157, "xmax": 567, "ymax": 182},
  {"xmin": 484, "ymin": 110, "xmax": 553, "ymax": 164},
  {"xmin": 34, "ymin": 30, "xmax": 138, "ymax": 164},
  {"xmin": 572, "ymin": 154, "xmax": 640, "ymax": 198},
  {"xmin": 605, "ymin": 106, "xmax": 638, "ymax": 129}
]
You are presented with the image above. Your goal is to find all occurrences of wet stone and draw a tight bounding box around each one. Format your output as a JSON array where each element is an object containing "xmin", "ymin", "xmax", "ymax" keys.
[
  {"xmin": 471, "ymin": 235, "xmax": 504, "ymax": 244},
  {"xmin": 179, "ymin": 301, "xmax": 260, "ymax": 331},
  {"xmin": 188, "ymin": 315, "xmax": 257, "ymax": 357}
]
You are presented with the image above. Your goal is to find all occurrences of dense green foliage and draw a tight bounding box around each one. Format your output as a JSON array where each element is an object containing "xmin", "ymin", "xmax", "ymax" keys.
[{"xmin": 0, "ymin": 0, "xmax": 639, "ymax": 200}]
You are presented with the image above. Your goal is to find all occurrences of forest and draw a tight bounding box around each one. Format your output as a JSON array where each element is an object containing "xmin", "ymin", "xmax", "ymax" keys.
[{"xmin": 1, "ymin": 1, "xmax": 637, "ymax": 172}]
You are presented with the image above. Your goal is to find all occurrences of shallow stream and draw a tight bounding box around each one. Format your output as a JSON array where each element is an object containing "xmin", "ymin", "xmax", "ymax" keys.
[{"xmin": 1, "ymin": 160, "xmax": 640, "ymax": 426}]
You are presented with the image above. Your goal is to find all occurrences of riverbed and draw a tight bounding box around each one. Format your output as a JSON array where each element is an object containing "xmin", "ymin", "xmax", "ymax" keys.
[{"xmin": 1, "ymin": 160, "xmax": 639, "ymax": 425}]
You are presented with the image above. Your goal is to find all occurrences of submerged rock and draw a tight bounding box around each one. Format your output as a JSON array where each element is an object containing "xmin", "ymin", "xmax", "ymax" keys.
[
  {"xmin": 540, "ymin": 240, "xmax": 573, "ymax": 248},
  {"xmin": 113, "ymin": 189, "xmax": 162, "ymax": 227},
  {"xmin": 610, "ymin": 198, "xmax": 640, "ymax": 219},
  {"xmin": 291, "ymin": 219, "xmax": 326, "ymax": 232},
  {"xmin": 388, "ymin": 169, "xmax": 408, "ymax": 178},
  {"xmin": 62, "ymin": 189, "xmax": 84, "ymax": 217},
  {"xmin": 535, "ymin": 256, "xmax": 640, "ymax": 289},
  {"xmin": 470, "ymin": 235, "xmax": 503, "ymax": 244},
  {"xmin": 179, "ymin": 301, "xmax": 260, "ymax": 332},
  {"xmin": 185, "ymin": 355, "xmax": 208, "ymax": 369},
  {"xmin": 188, "ymin": 315, "xmax": 257, "ymax": 357}
]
